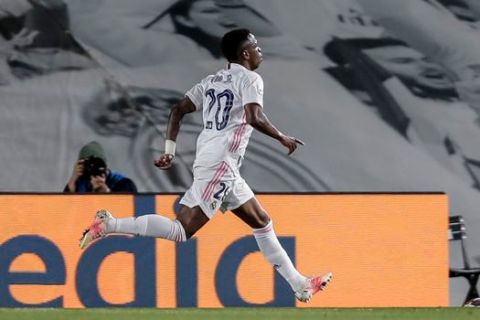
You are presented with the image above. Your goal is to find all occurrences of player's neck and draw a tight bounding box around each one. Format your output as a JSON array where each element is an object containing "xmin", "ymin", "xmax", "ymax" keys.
[{"xmin": 228, "ymin": 60, "xmax": 253, "ymax": 71}]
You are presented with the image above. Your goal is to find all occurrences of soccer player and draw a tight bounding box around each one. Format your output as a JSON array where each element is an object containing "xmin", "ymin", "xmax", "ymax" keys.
[{"xmin": 79, "ymin": 28, "xmax": 332, "ymax": 303}]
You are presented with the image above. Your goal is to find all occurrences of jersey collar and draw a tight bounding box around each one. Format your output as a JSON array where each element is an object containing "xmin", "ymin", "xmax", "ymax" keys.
[{"xmin": 226, "ymin": 63, "xmax": 248, "ymax": 71}]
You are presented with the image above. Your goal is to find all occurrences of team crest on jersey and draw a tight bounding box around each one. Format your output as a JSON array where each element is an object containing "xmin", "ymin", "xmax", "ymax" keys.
[{"xmin": 210, "ymin": 201, "xmax": 217, "ymax": 210}]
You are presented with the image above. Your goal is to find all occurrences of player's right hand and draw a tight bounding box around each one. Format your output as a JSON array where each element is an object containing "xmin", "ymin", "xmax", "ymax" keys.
[{"xmin": 154, "ymin": 154, "xmax": 174, "ymax": 170}]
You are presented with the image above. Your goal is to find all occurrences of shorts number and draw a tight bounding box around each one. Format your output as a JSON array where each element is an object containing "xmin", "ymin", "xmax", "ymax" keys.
[
  {"xmin": 213, "ymin": 182, "xmax": 230, "ymax": 201},
  {"xmin": 205, "ymin": 89, "xmax": 234, "ymax": 130}
]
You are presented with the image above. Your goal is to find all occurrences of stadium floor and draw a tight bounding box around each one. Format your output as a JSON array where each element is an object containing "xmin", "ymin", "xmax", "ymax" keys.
[{"xmin": 0, "ymin": 308, "xmax": 479, "ymax": 320}]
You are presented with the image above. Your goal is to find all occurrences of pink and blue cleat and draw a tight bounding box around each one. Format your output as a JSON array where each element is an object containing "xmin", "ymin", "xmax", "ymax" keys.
[
  {"xmin": 79, "ymin": 209, "xmax": 113, "ymax": 249},
  {"xmin": 295, "ymin": 272, "xmax": 333, "ymax": 303}
]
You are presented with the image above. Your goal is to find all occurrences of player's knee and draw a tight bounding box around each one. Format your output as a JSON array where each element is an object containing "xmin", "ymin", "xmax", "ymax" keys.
[
  {"xmin": 256, "ymin": 210, "xmax": 271, "ymax": 228},
  {"xmin": 178, "ymin": 218, "xmax": 204, "ymax": 241},
  {"xmin": 184, "ymin": 228, "xmax": 196, "ymax": 240},
  {"xmin": 176, "ymin": 206, "xmax": 209, "ymax": 240},
  {"xmin": 172, "ymin": 219, "xmax": 188, "ymax": 242}
]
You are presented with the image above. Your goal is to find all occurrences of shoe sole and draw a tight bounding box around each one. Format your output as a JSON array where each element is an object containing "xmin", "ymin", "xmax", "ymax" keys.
[
  {"xmin": 79, "ymin": 210, "xmax": 112, "ymax": 249},
  {"xmin": 79, "ymin": 232, "xmax": 92, "ymax": 249}
]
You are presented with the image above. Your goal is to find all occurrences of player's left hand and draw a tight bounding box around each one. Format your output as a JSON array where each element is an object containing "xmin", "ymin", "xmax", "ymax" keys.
[
  {"xmin": 154, "ymin": 154, "xmax": 174, "ymax": 170},
  {"xmin": 279, "ymin": 135, "xmax": 305, "ymax": 155}
]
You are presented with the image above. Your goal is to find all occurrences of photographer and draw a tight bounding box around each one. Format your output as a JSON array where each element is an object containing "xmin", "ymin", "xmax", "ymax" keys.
[{"xmin": 64, "ymin": 141, "xmax": 137, "ymax": 193}]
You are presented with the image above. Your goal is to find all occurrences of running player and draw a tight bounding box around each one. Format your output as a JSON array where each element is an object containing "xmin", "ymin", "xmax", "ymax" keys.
[{"xmin": 79, "ymin": 28, "xmax": 332, "ymax": 303}]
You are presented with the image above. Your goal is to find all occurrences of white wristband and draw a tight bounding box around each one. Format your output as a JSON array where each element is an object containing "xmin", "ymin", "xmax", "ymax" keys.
[{"xmin": 165, "ymin": 139, "xmax": 176, "ymax": 156}]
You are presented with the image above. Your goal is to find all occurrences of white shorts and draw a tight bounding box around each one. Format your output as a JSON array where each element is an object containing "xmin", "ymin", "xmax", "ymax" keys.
[{"xmin": 179, "ymin": 174, "xmax": 254, "ymax": 219}]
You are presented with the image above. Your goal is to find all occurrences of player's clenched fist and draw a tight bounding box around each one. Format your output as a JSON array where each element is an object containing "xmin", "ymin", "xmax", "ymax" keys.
[{"xmin": 154, "ymin": 154, "xmax": 174, "ymax": 169}]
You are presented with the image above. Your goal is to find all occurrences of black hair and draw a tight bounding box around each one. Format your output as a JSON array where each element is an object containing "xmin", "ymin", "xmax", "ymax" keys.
[
  {"xmin": 221, "ymin": 28, "xmax": 251, "ymax": 62},
  {"xmin": 324, "ymin": 37, "xmax": 408, "ymax": 65}
]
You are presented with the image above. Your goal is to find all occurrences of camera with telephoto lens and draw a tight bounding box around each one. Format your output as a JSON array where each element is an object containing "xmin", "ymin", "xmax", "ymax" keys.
[{"xmin": 82, "ymin": 156, "xmax": 107, "ymax": 178}]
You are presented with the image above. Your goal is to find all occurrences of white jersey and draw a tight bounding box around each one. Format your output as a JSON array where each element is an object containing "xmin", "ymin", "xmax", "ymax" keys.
[{"xmin": 185, "ymin": 63, "xmax": 264, "ymax": 180}]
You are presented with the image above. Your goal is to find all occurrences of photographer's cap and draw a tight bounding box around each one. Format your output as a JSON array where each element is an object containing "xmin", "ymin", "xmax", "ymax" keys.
[{"xmin": 78, "ymin": 141, "xmax": 107, "ymax": 164}]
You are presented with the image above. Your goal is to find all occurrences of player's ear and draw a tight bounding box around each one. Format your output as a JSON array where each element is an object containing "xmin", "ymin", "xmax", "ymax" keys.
[{"xmin": 242, "ymin": 49, "xmax": 249, "ymax": 59}]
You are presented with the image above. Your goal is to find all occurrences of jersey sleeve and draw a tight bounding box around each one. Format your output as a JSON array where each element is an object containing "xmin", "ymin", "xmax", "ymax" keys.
[
  {"xmin": 185, "ymin": 81, "xmax": 204, "ymax": 110},
  {"xmin": 242, "ymin": 73, "xmax": 264, "ymax": 108}
]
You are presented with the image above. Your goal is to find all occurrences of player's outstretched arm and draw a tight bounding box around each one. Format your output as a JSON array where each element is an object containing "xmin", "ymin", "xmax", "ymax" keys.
[
  {"xmin": 244, "ymin": 103, "xmax": 304, "ymax": 155},
  {"xmin": 154, "ymin": 97, "xmax": 196, "ymax": 169}
]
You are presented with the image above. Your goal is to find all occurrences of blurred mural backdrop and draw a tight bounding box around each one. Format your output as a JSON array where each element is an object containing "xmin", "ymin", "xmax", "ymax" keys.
[{"xmin": 2, "ymin": 0, "xmax": 480, "ymax": 305}]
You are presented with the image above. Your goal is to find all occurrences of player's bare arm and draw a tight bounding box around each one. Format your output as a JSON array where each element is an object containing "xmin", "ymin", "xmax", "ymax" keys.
[
  {"xmin": 154, "ymin": 97, "xmax": 196, "ymax": 169},
  {"xmin": 244, "ymin": 103, "xmax": 304, "ymax": 155}
]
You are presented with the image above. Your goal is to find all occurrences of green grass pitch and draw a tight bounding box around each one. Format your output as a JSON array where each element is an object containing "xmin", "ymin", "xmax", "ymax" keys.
[{"xmin": 1, "ymin": 308, "xmax": 479, "ymax": 320}]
